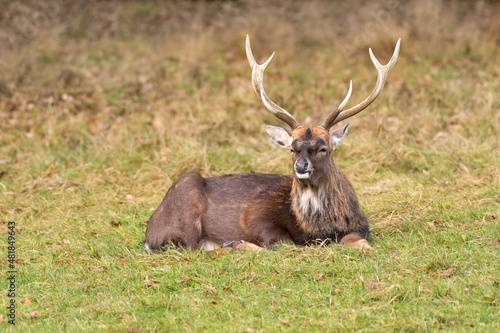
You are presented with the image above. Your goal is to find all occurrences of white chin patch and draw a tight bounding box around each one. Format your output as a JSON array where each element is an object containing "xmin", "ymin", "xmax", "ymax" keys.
[{"xmin": 296, "ymin": 171, "xmax": 311, "ymax": 179}]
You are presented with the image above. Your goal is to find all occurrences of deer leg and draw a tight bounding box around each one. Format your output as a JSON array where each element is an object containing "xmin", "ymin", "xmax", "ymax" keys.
[
  {"xmin": 240, "ymin": 210, "xmax": 294, "ymax": 249},
  {"xmin": 219, "ymin": 225, "xmax": 293, "ymax": 252},
  {"xmin": 145, "ymin": 172, "xmax": 206, "ymax": 252},
  {"xmin": 221, "ymin": 240, "xmax": 264, "ymax": 252},
  {"xmin": 339, "ymin": 233, "xmax": 373, "ymax": 250}
]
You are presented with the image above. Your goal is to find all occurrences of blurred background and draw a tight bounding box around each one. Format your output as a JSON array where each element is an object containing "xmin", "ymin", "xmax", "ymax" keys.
[{"xmin": 0, "ymin": 0, "xmax": 498, "ymax": 221}]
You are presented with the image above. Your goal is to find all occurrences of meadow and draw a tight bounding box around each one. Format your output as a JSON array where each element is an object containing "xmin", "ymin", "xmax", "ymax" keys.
[{"xmin": 0, "ymin": 0, "xmax": 499, "ymax": 331}]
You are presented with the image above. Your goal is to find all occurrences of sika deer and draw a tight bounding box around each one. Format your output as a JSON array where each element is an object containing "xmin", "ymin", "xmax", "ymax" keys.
[{"xmin": 144, "ymin": 36, "xmax": 400, "ymax": 252}]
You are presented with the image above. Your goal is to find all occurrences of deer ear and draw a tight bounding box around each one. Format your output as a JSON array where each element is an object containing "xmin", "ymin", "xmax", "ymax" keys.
[
  {"xmin": 265, "ymin": 125, "xmax": 292, "ymax": 148},
  {"xmin": 330, "ymin": 124, "xmax": 350, "ymax": 149}
]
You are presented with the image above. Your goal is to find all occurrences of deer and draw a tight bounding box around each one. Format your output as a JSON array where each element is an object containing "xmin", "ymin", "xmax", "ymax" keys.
[{"xmin": 144, "ymin": 36, "xmax": 400, "ymax": 253}]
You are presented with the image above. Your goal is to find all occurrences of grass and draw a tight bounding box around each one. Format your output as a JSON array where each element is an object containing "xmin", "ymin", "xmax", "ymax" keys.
[{"xmin": 0, "ymin": 0, "xmax": 499, "ymax": 331}]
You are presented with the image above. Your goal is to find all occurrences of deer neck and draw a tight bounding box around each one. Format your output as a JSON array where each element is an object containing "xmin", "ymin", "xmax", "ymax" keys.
[{"xmin": 291, "ymin": 159, "xmax": 350, "ymax": 237}]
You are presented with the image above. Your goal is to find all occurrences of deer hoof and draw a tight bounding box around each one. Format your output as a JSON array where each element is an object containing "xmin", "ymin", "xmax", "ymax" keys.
[
  {"xmin": 221, "ymin": 240, "xmax": 243, "ymax": 248},
  {"xmin": 349, "ymin": 239, "xmax": 374, "ymax": 250},
  {"xmin": 221, "ymin": 240, "xmax": 264, "ymax": 252}
]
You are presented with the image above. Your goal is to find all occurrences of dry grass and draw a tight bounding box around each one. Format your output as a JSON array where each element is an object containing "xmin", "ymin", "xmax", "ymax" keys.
[{"xmin": 0, "ymin": 0, "xmax": 499, "ymax": 331}]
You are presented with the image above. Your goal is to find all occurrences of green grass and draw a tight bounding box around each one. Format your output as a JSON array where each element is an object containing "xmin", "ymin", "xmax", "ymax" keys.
[{"xmin": 1, "ymin": 0, "xmax": 499, "ymax": 331}]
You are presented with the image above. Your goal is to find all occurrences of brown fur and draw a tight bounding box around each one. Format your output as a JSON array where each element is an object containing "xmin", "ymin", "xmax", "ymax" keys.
[
  {"xmin": 144, "ymin": 126, "xmax": 370, "ymax": 252},
  {"xmin": 289, "ymin": 127, "xmax": 369, "ymax": 243},
  {"xmin": 292, "ymin": 126, "xmax": 329, "ymax": 142}
]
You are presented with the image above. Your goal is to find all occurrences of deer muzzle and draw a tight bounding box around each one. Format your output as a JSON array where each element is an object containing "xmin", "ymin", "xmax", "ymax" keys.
[{"xmin": 295, "ymin": 161, "xmax": 311, "ymax": 179}]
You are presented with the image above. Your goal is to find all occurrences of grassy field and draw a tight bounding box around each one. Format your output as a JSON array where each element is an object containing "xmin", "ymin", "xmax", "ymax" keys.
[{"xmin": 0, "ymin": 0, "xmax": 499, "ymax": 331}]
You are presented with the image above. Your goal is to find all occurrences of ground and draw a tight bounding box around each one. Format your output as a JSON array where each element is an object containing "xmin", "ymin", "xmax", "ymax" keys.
[{"xmin": 0, "ymin": 0, "xmax": 499, "ymax": 331}]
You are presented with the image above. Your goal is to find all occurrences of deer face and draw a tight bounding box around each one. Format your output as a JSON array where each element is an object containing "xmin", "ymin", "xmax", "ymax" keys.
[{"xmin": 266, "ymin": 124, "xmax": 349, "ymax": 183}]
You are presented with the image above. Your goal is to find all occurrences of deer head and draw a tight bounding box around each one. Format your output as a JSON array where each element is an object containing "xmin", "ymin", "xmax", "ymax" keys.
[{"xmin": 246, "ymin": 36, "xmax": 400, "ymax": 185}]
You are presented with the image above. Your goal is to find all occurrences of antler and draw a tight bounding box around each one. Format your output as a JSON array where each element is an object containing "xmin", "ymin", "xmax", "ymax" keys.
[
  {"xmin": 321, "ymin": 39, "xmax": 401, "ymax": 131},
  {"xmin": 246, "ymin": 35, "xmax": 300, "ymax": 130}
]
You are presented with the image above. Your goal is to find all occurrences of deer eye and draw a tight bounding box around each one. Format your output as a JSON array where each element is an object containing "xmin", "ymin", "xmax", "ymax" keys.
[
  {"xmin": 290, "ymin": 148, "xmax": 295, "ymax": 153},
  {"xmin": 319, "ymin": 147, "xmax": 328, "ymax": 153}
]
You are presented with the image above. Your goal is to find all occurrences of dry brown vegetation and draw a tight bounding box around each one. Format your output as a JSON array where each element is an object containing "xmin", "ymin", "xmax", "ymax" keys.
[{"xmin": 0, "ymin": 0, "xmax": 499, "ymax": 331}]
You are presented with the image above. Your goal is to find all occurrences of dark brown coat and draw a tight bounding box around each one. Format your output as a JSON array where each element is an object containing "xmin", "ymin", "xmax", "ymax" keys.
[{"xmin": 145, "ymin": 127, "xmax": 370, "ymax": 252}]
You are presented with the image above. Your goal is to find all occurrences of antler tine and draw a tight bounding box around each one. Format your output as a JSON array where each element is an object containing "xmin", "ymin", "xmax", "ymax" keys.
[
  {"xmin": 320, "ymin": 80, "xmax": 353, "ymax": 130},
  {"xmin": 246, "ymin": 35, "xmax": 300, "ymax": 130},
  {"xmin": 324, "ymin": 39, "xmax": 401, "ymax": 130}
]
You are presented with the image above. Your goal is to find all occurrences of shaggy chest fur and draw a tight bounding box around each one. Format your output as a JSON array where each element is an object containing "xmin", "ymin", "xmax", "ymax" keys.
[{"xmin": 291, "ymin": 182, "xmax": 357, "ymax": 240}]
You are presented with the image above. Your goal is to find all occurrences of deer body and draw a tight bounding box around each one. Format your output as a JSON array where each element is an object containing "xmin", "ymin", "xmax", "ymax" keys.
[
  {"xmin": 145, "ymin": 172, "xmax": 296, "ymax": 251},
  {"xmin": 145, "ymin": 168, "xmax": 368, "ymax": 251},
  {"xmin": 144, "ymin": 36, "xmax": 400, "ymax": 252}
]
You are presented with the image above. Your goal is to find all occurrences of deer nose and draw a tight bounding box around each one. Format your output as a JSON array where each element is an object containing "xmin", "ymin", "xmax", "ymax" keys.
[{"xmin": 295, "ymin": 161, "xmax": 309, "ymax": 173}]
